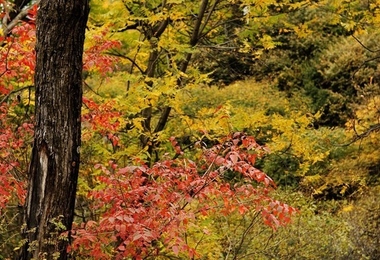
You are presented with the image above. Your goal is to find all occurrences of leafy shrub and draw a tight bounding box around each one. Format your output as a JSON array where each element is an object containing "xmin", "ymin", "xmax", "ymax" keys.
[
  {"xmin": 342, "ymin": 186, "xmax": 380, "ymax": 259},
  {"xmin": 174, "ymin": 80, "xmax": 342, "ymax": 189},
  {"xmin": 71, "ymin": 133, "xmax": 297, "ymax": 258},
  {"xmin": 191, "ymin": 189, "xmax": 354, "ymax": 259},
  {"xmin": 303, "ymin": 33, "xmax": 380, "ymax": 126}
]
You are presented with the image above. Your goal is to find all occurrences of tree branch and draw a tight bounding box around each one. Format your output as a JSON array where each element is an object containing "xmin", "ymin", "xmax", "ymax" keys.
[
  {"xmin": 105, "ymin": 51, "xmax": 145, "ymax": 74},
  {"xmin": 0, "ymin": 85, "xmax": 32, "ymax": 104},
  {"xmin": 116, "ymin": 22, "xmax": 139, "ymax": 32},
  {"xmin": 352, "ymin": 34, "xmax": 380, "ymax": 53},
  {"xmin": 199, "ymin": 0, "xmax": 221, "ymax": 36},
  {"xmin": 342, "ymin": 123, "xmax": 380, "ymax": 146},
  {"xmin": 3, "ymin": 0, "xmax": 40, "ymax": 37}
]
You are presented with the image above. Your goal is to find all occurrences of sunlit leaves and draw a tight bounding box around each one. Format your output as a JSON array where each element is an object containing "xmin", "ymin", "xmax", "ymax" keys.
[
  {"xmin": 0, "ymin": 24, "xmax": 35, "ymax": 93},
  {"xmin": 84, "ymin": 29, "xmax": 122, "ymax": 75},
  {"xmin": 0, "ymin": 103, "xmax": 32, "ymax": 210}
]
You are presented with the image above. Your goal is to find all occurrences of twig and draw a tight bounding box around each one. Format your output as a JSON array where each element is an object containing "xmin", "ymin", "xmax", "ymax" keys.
[
  {"xmin": 105, "ymin": 51, "xmax": 145, "ymax": 74},
  {"xmin": 0, "ymin": 85, "xmax": 32, "ymax": 104},
  {"xmin": 232, "ymin": 211, "xmax": 261, "ymax": 260},
  {"xmin": 350, "ymin": 35, "xmax": 380, "ymax": 83},
  {"xmin": 341, "ymin": 123, "xmax": 380, "ymax": 146},
  {"xmin": 83, "ymin": 80, "xmax": 101, "ymax": 97},
  {"xmin": 2, "ymin": 0, "xmax": 41, "ymax": 37},
  {"xmin": 352, "ymin": 34, "xmax": 380, "ymax": 53}
]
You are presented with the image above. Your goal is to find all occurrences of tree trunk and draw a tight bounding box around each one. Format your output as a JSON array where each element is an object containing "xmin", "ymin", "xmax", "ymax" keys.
[{"xmin": 18, "ymin": 0, "xmax": 89, "ymax": 259}]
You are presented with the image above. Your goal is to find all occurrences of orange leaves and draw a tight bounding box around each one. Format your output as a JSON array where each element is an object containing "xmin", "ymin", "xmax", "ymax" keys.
[
  {"xmin": 261, "ymin": 200, "xmax": 298, "ymax": 229},
  {"xmin": 0, "ymin": 103, "xmax": 31, "ymax": 210},
  {"xmin": 72, "ymin": 132, "xmax": 297, "ymax": 258},
  {"xmin": 83, "ymin": 30, "xmax": 121, "ymax": 75},
  {"xmin": 0, "ymin": 22, "xmax": 36, "ymax": 88}
]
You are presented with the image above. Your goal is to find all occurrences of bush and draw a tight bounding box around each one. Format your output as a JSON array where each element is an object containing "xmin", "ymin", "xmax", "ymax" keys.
[
  {"xmin": 342, "ymin": 186, "xmax": 380, "ymax": 259},
  {"xmin": 193, "ymin": 189, "xmax": 354, "ymax": 259}
]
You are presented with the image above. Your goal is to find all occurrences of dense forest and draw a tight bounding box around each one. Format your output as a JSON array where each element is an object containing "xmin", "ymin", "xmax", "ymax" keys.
[{"xmin": 0, "ymin": 0, "xmax": 379, "ymax": 259}]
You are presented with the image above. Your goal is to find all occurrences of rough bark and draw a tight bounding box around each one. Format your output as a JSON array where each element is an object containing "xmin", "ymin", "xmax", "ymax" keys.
[{"xmin": 18, "ymin": 0, "xmax": 89, "ymax": 259}]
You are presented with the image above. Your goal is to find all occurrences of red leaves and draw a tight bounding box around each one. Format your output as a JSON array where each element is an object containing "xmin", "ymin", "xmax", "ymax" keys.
[
  {"xmin": 0, "ymin": 22, "xmax": 36, "ymax": 88},
  {"xmin": 82, "ymin": 98, "xmax": 122, "ymax": 133},
  {"xmin": 169, "ymin": 136, "xmax": 183, "ymax": 155},
  {"xmin": 1, "ymin": 6, "xmax": 120, "ymax": 92},
  {"xmin": 83, "ymin": 29, "xmax": 122, "ymax": 75},
  {"xmin": 0, "ymin": 104, "xmax": 31, "ymax": 211},
  {"xmin": 204, "ymin": 132, "xmax": 276, "ymax": 187},
  {"xmin": 72, "ymin": 133, "xmax": 297, "ymax": 258},
  {"xmin": 261, "ymin": 199, "xmax": 298, "ymax": 229},
  {"xmin": 229, "ymin": 151, "xmax": 239, "ymax": 164},
  {"xmin": 82, "ymin": 97, "xmax": 122, "ymax": 147}
]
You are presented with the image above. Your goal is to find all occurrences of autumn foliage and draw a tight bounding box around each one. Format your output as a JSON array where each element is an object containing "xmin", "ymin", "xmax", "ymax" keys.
[
  {"xmin": 0, "ymin": 3, "xmax": 298, "ymax": 258},
  {"xmin": 70, "ymin": 133, "xmax": 296, "ymax": 258},
  {"xmin": 0, "ymin": 103, "xmax": 31, "ymax": 209},
  {"xmin": 0, "ymin": 4, "xmax": 37, "ymax": 214},
  {"xmin": 4, "ymin": 0, "xmax": 379, "ymax": 258}
]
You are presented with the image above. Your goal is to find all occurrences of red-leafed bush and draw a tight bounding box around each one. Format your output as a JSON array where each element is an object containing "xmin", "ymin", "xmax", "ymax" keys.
[{"xmin": 70, "ymin": 133, "xmax": 297, "ymax": 259}]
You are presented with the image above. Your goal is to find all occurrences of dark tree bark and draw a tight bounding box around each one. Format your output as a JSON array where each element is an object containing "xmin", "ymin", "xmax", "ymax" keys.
[{"xmin": 18, "ymin": 0, "xmax": 89, "ymax": 259}]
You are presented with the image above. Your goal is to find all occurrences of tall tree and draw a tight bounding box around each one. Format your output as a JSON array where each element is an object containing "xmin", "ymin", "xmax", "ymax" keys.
[{"xmin": 18, "ymin": 0, "xmax": 89, "ymax": 259}]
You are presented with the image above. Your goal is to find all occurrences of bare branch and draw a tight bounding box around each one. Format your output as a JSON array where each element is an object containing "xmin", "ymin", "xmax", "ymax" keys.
[
  {"xmin": 0, "ymin": 85, "xmax": 32, "ymax": 104},
  {"xmin": 352, "ymin": 34, "xmax": 380, "ymax": 53},
  {"xmin": 116, "ymin": 23, "xmax": 139, "ymax": 32},
  {"xmin": 3, "ymin": 0, "xmax": 40, "ymax": 37},
  {"xmin": 199, "ymin": 0, "xmax": 221, "ymax": 36},
  {"xmin": 105, "ymin": 51, "xmax": 145, "ymax": 74},
  {"xmin": 341, "ymin": 123, "xmax": 380, "ymax": 146},
  {"xmin": 190, "ymin": 0, "xmax": 209, "ymax": 46}
]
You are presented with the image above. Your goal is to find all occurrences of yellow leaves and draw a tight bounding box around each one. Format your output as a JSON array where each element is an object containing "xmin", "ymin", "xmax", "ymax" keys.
[
  {"xmin": 173, "ymin": 79, "xmax": 333, "ymax": 178},
  {"xmin": 288, "ymin": 0, "xmax": 309, "ymax": 11},
  {"xmin": 178, "ymin": 103, "xmax": 232, "ymax": 136},
  {"xmin": 328, "ymin": 14, "xmax": 341, "ymax": 25},
  {"xmin": 89, "ymin": 0, "xmax": 129, "ymax": 28},
  {"xmin": 167, "ymin": 0, "xmax": 184, "ymax": 3},
  {"xmin": 148, "ymin": 12, "xmax": 168, "ymax": 25},
  {"xmin": 342, "ymin": 204, "xmax": 354, "ymax": 212},
  {"xmin": 294, "ymin": 24, "xmax": 312, "ymax": 38},
  {"xmin": 260, "ymin": 34, "xmax": 276, "ymax": 50},
  {"xmin": 302, "ymin": 174, "xmax": 324, "ymax": 189},
  {"xmin": 265, "ymin": 111, "xmax": 330, "ymax": 169},
  {"xmin": 347, "ymin": 91, "xmax": 380, "ymax": 156},
  {"xmin": 278, "ymin": 28, "xmax": 291, "ymax": 34},
  {"xmin": 372, "ymin": 11, "xmax": 380, "ymax": 26},
  {"xmin": 340, "ymin": 20, "xmax": 356, "ymax": 32},
  {"xmin": 355, "ymin": 95, "xmax": 380, "ymax": 123}
]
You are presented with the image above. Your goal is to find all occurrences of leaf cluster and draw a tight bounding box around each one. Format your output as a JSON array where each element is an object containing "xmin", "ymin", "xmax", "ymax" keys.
[{"xmin": 70, "ymin": 133, "xmax": 297, "ymax": 258}]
